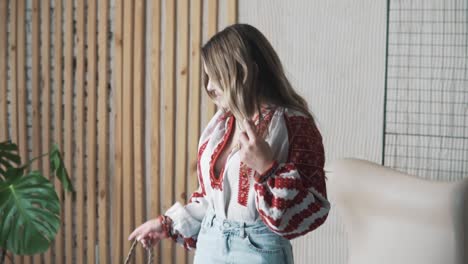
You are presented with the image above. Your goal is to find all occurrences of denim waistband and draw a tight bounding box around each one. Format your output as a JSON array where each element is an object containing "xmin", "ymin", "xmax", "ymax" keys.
[{"xmin": 202, "ymin": 208, "xmax": 273, "ymax": 237}]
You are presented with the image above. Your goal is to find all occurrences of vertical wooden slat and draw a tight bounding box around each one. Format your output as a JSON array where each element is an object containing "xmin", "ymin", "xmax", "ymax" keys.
[
  {"xmin": 188, "ymin": 1, "xmax": 203, "ymax": 263},
  {"xmin": 9, "ymin": 0, "xmax": 18, "ymax": 146},
  {"xmin": 86, "ymin": 0, "xmax": 97, "ymax": 263},
  {"xmin": 9, "ymin": 0, "xmax": 20, "ymax": 263},
  {"xmin": 206, "ymin": 0, "xmax": 218, "ymax": 122},
  {"xmin": 53, "ymin": 0, "xmax": 64, "ymax": 263},
  {"xmin": 188, "ymin": 0, "xmax": 202, "ymax": 228},
  {"xmin": 150, "ymin": 0, "xmax": 162, "ymax": 262},
  {"xmin": 18, "ymin": 2, "xmax": 28, "ymax": 263},
  {"xmin": 207, "ymin": 0, "xmax": 218, "ymax": 40},
  {"xmin": 97, "ymin": 1, "xmax": 109, "ymax": 263},
  {"xmin": 163, "ymin": 0, "xmax": 176, "ymax": 262},
  {"xmin": 0, "ymin": 0, "xmax": 7, "ymax": 141},
  {"xmin": 31, "ymin": 0, "xmax": 41, "ymax": 161},
  {"xmin": 63, "ymin": 0, "xmax": 74, "ymax": 262},
  {"xmin": 112, "ymin": 0, "xmax": 124, "ymax": 262},
  {"xmin": 175, "ymin": 0, "xmax": 189, "ymax": 263},
  {"xmin": 227, "ymin": 0, "xmax": 237, "ymax": 25},
  {"xmin": 40, "ymin": 0, "xmax": 52, "ymax": 262},
  {"xmin": 17, "ymin": 0, "xmax": 26, "ymax": 158},
  {"xmin": 75, "ymin": 0, "xmax": 86, "ymax": 263},
  {"xmin": 122, "ymin": 0, "xmax": 135, "ymax": 261},
  {"xmin": 133, "ymin": 0, "xmax": 145, "ymax": 263}
]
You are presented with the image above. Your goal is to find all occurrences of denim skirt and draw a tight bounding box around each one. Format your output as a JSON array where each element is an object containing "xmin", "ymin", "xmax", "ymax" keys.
[{"xmin": 193, "ymin": 208, "xmax": 294, "ymax": 264}]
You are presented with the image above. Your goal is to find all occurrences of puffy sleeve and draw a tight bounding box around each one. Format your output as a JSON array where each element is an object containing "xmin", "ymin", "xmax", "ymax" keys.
[
  {"xmin": 253, "ymin": 110, "xmax": 331, "ymax": 239},
  {"xmin": 163, "ymin": 109, "xmax": 226, "ymax": 250},
  {"xmin": 164, "ymin": 185, "xmax": 208, "ymax": 250}
]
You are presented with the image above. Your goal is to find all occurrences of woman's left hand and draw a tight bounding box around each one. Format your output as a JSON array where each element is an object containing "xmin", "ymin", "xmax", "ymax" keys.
[{"xmin": 238, "ymin": 118, "xmax": 276, "ymax": 175}]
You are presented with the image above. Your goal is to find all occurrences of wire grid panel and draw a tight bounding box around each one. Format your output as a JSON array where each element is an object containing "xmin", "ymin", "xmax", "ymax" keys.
[{"xmin": 384, "ymin": 0, "xmax": 468, "ymax": 181}]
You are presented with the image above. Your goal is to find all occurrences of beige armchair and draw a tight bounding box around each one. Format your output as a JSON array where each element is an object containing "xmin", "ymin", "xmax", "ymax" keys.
[{"xmin": 325, "ymin": 158, "xmax": 468, "ymax": 264}]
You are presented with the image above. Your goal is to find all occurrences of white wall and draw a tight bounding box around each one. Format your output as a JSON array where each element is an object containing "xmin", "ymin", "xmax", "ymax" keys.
[{"xmin": 238, "ymin": 1, "xmax": 387, "ymax": 263}]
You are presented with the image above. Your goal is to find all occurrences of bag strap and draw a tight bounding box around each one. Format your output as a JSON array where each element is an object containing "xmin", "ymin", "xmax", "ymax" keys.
[{"xmin": 125, "ymin": 240, "xmax": 154, "ymax": 264}]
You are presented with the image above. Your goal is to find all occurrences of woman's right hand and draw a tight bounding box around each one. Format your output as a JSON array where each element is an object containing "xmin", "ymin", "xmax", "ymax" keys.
[{"xmin": 128, "ymin": 216, "xmax": 170, "ymax": 249}]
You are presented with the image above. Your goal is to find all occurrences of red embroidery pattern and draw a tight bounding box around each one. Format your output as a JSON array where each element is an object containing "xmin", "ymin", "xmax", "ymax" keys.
[
  {"xmin": 195, "ymin": 140, "xmax": 209, "ymax": 196},
  {"xmin": 283, "ymin": 114, "xmax": 326, "ymax": 196},
  {"xmin": 169, "ymin": 231, "xmax": 198, "ymax": 250},
  {"xmin": 209, "ymin": 114, "xmax": 235, "ymax": 190},
  {"xmin": 237, "ymin": 166, "xmax": 253, "ymax": 206},
  {"xmin": 237, "ymin": 107, "xmax": 277, "ymax": 206},
  {"xmin": 203, "ymin": 110, "xmax": 231, "ymax": 140},
  {"xmin": 253, "ymin": 111, "xmax": 329, "ymax": 239},
  {"xmin": 283, "ymin": 216, "xmax": 328, "ymax": 240},
  {"xmin": 183, "ymin": 237, "xmax": 197, "ymax": 250}
]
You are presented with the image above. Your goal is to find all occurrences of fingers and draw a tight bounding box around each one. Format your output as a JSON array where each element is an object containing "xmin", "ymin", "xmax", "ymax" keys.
[
  {"xmin": 145, "ymin": 239, "xmax": 159, "ymax": 249},
  {"xmin": 129, "ymin": 218, "xmax": 159, "ymax": 241},
  {"xmin": 128, "ymin": 225, "xmax": 144, "ymax": 241},
  {"xmin": 129, "ymin": 221, "xmax": 163, "ymax": 250},
  {"xmin": 242, "ymin": 119, "xmax": 257, "ymax": 142},
  {"xmin": 239, "ymin": 132, "xmax": 249, "ymax": 147},
  {"xmin": 141, "ymin": 234, "xmax": 161, "ymax": 249},
  {"xmin": 129, "ymin": 224, "xmax": 152, "ymax": 241}
]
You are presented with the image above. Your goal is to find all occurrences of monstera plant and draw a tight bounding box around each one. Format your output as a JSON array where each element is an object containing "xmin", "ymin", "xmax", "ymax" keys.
[{"xmin": 0, "ymin": 140, "xmax": 74, "ymax": 263}]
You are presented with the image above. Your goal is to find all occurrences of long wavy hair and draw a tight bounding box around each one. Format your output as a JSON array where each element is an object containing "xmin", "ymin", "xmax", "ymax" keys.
[{"xmin": 201, "ymin": 23, "xmax": 315, "ymax": 126}]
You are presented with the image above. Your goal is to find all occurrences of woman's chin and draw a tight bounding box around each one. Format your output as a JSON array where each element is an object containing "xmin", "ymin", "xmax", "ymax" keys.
[{"xmin": 213, "ymin": 99, "xmax": 223, "ymax": 107}]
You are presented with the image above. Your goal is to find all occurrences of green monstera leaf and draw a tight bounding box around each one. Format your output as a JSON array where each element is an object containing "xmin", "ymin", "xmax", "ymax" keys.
[
  {"xmin": 0, "ymin": 141, "xmax": 21, "ymax": 176},
  {"xmin": 49, "ymin": 143, "xmax": 74, "ymax": 193},
  {"xmin": 0, "ymin": 170, "xmax": 60, "ymax": 255}
]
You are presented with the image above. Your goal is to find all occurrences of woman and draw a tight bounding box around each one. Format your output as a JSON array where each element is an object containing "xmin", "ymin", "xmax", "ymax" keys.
[{"xmin": 128, "ymin": 23, "xmax": 330, "ymax": 264}]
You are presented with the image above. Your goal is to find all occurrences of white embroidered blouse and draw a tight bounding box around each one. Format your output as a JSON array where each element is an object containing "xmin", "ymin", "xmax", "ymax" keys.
[{"xmin": 164, "ymin": 106, "xmax": 331, "ymax": 250}]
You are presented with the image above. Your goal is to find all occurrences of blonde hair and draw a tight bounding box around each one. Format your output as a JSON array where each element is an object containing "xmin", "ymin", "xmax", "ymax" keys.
[{"xmin": 201, "ymin": 23, "xmax": 314, "ymax": 124}]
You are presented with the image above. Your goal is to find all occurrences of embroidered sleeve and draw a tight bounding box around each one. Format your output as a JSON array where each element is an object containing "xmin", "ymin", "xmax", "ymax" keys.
[
  {"xmin": 162, "ymin": 110, "xmax": 227, "ymax": 250},
  {"xmin": 163, "ymin": 139, "xmax": 210, "ymax": 250},
  {"xmin": 163, "ymin": 186, "xmax": 207, "ymax": 250},
  {"xmin": 254, "ymin": 112, "xmax": 331, "ymax": 239}
]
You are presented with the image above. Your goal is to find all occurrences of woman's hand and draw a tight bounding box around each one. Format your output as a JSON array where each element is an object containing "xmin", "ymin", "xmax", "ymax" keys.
[
  {"xmin": 128, "ymin": 217, "xmax": 169, "ymax": 249},
  {"xmin": 238, "ymin": 118, "xmax": 276, "ymax": 175}
]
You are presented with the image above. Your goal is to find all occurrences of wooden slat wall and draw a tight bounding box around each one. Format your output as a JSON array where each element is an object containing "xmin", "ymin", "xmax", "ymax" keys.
[
  {"xmin": 40, "ymin": 0, "xmax": 52, "ymax": 263},
  {"xmin": 17, "ymin": 2, "xmax": 28, "ymax": 264},
  {"xmin": 150, "ymin": 1, "xmax": 162, "ymax": 263},
  {"xmin": 31, "ymin": 2, "xmax": 42, "ymax": 262},
  {"xmin": 75, "ymin": 0, "xmax": 86, "ymax": 263},
  {"xmin": 8, "ymin": 15, "xmax": 18, "ymax": 264},
  {"xmin": 0, "ymin": 0, "xmax": 236, "ymax": 263},
  {"xmin": 206, "ymin": 0, "xmax": 218, "ymax": 121},
  {"xmin": 0, "ymin": 0, "xmax": 7, "ymax": 141},
  {"xmin": 63, "ymin": 0, "xmax": 74, "ymax": 262},
  {"xmin": 52, "ymin": 0, "xmax": 64, "ymax": 263},
  {"xmin": 9, "ymin": 0, "xmax": 18, "ymax": 169},
  {"xmin": 175, "ymin": 1, "xmax": 189, "ymax": 263},
  {"xmin": 162, "ymin": 0, "xmax": 176, "ymax": 262},
  {"xmin": 187, "ymin": 1, "xmax": 203, "ymax": 262},
  {"xmin": 97, "ymin": 0, "xmax": 110, "ymax": 263},
  {"xmin": 17, "ymin": 2, "xmax": 28, "ymax": 263},
  {"xmin": 86, "ymin": 1, "xmax": 98, "ymax": 263},
  {"xmin": 122, "ymin": 0, "xmax": 135, "ymax": 262},
  {"xmin": 112, "ymin": 0, "xmax": 124, "ymax": 262},
  {"xmin": 133, "ymin": 0, "xmax": 146, "ymax": 262},
  {"xmin": 9, "ymin": 2, "xmax": 20, "ymax": 263},
  {"xmin": 30, "ymin": 2, "xmax": 41, "ymax": 232}
]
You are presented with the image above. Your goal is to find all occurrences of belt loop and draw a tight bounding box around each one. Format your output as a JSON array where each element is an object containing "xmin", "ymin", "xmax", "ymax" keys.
[
  {"xmin": 208, "ymin": 212, "xmax": 215, "ymax": 227},
  {"xmin": 240, "ymin": 222, "xmax": 246, "ymax": 238}
]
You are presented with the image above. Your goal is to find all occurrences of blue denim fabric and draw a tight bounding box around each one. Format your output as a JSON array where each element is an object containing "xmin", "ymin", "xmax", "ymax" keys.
[{"xmin": 193, "ymin": 209, "xmax": 294, "ymax": 264}]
